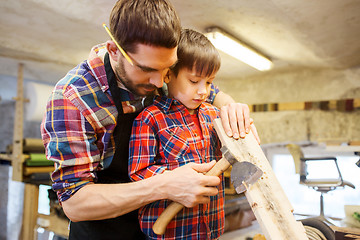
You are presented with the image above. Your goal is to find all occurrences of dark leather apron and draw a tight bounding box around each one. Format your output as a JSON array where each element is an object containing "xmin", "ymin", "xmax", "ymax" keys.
[{"xmin": 68, "ymin": 53, "xmax": 146, "ymax": 239}]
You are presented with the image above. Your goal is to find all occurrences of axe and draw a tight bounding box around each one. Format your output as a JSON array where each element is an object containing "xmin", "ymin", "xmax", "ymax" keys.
[{"xmin": 152, "ymin": 145, "xmax": 263, "ymax": 235}]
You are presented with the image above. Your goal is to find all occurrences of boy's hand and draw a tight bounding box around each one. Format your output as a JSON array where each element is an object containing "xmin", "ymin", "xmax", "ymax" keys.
[
  {"xmin": 162, "ymin": 161, "xmax": 220, "ymax": 208},
  {"xmin": 220, "ymin": 102, "xmax": 260, "ymax": 144}
]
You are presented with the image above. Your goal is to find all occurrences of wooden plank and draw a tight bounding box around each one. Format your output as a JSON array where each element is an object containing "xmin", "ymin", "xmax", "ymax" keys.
[
  {"xmin": 213, "ymin": 118, "xmax": 308, "ymax": 240},
  {"xmin": 37, "ymin": 214, "xmax": 69, "ymax": 238},
  {"xmin": 349, "ymin": 141, "xmax": 360, "ymax": 146},
  {"xmin": 0, "ymin": 153, "xmax": 13, "ymax": 161},
  {"xmin": 277, "ymin": 102, "xmax": 305, "ymax": 111},
  {"xmin": 24, "ymin": 166, "xmax": 54, "ymax": 175},
  {"xmin": 354, "ymin": 99, "xmax": 360, "ymax": 110},
  {"xmin": 267, "ymin": 103, "xmax": 278, "ymax": 111}
]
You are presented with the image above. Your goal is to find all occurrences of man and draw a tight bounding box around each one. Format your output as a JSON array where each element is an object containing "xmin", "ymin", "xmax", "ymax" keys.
[{"xmin": 41, "ymin": 0, "xmax": 258, "ymax": 239}]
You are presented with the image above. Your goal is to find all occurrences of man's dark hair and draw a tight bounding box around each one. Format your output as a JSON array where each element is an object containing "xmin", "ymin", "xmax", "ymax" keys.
[
  {"xmin": 109, "ymin": 0, "xmax": 181, "ymax": 53},
  {"xmin": 172, "ymin": 28, "xmax": 221, "ymax": 77}
]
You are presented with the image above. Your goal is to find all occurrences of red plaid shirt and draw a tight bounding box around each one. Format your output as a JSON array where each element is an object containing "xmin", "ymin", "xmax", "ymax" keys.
[{"xmin": 129, "ymin": 95, "xmax": 224, "ymax": 240}]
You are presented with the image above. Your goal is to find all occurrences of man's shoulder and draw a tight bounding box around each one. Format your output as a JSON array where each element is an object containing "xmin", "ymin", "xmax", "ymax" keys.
[
  {"xmin": 56, "ymin": 43, "xmax": 107, "ymax": 94},
  {"xmin": 51, "ymin": 61, "xmax": 113, "ymax": 117},
  {"xmin": 55, "ymin": 62, "xmax": 87, "ymax": 86},
  {"xmin": 56, "ymin": 62, "xmax": 103, "ymax": 96}
]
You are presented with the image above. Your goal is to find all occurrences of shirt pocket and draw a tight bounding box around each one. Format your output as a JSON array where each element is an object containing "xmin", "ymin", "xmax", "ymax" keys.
[{"xmin": 158, "ymin": 126, "xmax": 190, "ymax": 167}]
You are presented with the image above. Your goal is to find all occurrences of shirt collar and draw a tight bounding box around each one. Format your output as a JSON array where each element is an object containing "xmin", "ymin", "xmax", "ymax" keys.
[
  {"xmin": 153, "ymin": 95, "xmax": 188, "ymax": 113},
  {"xmin": 87, "ymin": 43, "xmax": 109, "ymax": 93}
]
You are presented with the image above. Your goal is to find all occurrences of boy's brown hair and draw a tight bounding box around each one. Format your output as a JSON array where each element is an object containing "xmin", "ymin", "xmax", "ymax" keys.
[
  {"xmin": 109, "ymin": 0, "xmax": 181, "ymax": 54},
  {"xmin": 172, "ymin": 28, "xmax": 221, "ymax": 77}
]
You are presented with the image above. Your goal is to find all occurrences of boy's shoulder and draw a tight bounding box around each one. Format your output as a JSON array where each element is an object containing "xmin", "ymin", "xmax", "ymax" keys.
[
  {"xmin": 136, "ymin": 103, "xmax": 166, "ymax": 121},
  {"xmin": 200, "ymin": 102, "xmax": 220, "ymax": 112},
  {"xmin": 199, "ymin": 102, "xmax": 220, "ymax": 122}
]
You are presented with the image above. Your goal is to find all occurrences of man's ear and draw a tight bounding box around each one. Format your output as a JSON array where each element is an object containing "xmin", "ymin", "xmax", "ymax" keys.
[
  {"xmin": 165, "ymin": 70, "xmax": 176, "ymax": 84},
  {"xmin": 106, "ymin": 40, "xmax": 120, "ymax": 62},
  {"xmin": 164, "ymin": 70, "xmax": 171, "ymax": 84}
]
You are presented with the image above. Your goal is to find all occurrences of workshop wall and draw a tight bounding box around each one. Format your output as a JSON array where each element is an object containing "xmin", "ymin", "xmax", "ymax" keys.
[
  {"xmin": 215, "ymin": 66, "xmax": 360, "ymax": 104},
  {"xmin": 215, "ymin": 66, "xmax": 360, "ymax": 144}
]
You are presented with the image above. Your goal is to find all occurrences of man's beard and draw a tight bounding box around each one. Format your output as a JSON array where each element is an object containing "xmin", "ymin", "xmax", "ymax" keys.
[{"xmin": 114, "ymin": 58, "xmax": 157, "ymax": 97}]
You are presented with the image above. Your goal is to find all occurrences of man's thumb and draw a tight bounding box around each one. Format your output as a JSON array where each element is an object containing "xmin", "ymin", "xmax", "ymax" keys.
[{"xmin": 191, "ymin": 160, "xmax": 216, "ymax": 173}]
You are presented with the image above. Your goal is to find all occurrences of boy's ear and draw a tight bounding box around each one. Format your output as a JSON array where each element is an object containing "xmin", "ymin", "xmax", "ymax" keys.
[{"xmin": 106, "ymin": 40, "xmax": 120, "ymax": 62}]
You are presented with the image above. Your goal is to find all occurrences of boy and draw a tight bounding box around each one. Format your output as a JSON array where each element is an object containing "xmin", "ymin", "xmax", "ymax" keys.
[{"xmin": 129, "ymin": 29, "xmax": 224, "ymax": 239}]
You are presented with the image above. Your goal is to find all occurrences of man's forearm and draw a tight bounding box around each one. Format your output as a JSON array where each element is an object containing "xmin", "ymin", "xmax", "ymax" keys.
[
  {"xmin": 62, "ymin": 176, "xmax": 168, "ymax": 222},
  {"xmin": 212, "ymin": 90, "xmax": 260, "ymax": 143},
  {"xmin": 212, "ymin": 91, "xmax": 235, "ymax": 108},
  {"xmin": 61, "ymin": 161, "xmax": 220, "ymax": 222}
]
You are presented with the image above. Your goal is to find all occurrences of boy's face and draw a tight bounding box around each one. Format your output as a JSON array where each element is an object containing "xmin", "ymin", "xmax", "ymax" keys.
[{"xmin": 167, "ymin": 67, "xmax": 216, "ymax": 114}]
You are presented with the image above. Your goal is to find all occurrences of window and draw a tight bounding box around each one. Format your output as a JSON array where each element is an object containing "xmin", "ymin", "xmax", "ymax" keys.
[{"xmin": 272, "ymin": 154, "xmax": 360, "ymax": 219}]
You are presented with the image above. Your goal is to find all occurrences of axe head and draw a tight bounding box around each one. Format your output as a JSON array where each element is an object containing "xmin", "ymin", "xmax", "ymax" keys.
[{"xmin": 230, "ymin": 161, "xmax": 263, "ymax": 194}]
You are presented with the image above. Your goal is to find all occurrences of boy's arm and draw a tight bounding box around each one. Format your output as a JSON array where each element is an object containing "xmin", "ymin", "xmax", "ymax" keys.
[{"xmin": 213, "ymin": 90, "xmax": 260, "ymax": 144}]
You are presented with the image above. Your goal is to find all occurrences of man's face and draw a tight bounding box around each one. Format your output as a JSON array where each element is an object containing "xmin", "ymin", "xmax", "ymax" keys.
[{"xmin": 114, "ymin": 43, "xmax": 178, "ymax": 97}]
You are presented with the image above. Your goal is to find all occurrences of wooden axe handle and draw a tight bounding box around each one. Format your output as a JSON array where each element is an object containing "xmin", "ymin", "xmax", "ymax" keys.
[{"xmin": 152, "ymin": 157, "xmax": 231, "ymax": 235}]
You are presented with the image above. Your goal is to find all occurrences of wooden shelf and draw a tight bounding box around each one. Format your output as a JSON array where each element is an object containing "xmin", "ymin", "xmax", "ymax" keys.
[{"xmin": 325, "ymin": 146, "xmax": 360, "ymax": 153}]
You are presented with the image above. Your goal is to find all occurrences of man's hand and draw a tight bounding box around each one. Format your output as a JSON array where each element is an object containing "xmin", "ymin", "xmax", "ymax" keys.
[
  {"xmin": 212, "ymin": 91, "xmax": 260, "ymax": 144},
  {"xmin": 161, "ymin": 161, "xmax": 220, "ymax": 208},
  {"xmin": 220, "ymin": 103, "xmax": 260, "ymax": 144}
]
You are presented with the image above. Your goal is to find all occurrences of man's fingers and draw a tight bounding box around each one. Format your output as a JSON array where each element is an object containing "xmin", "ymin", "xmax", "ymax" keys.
[
  {"xmin": 184, "ymin": 185, "xmax": 219, "ymax": 207},
  {"xmin": 220, "ymin": 103, "xmax": 252, "ymax": 139},
  {"xmin": 234, "ymin": 104, "xmax": 246, "ymax": 138},
  {"xmin": 185, "ymin": 195, "xmax": 212, "ymax": 208},
  {"xmin": 191, "ymin": 160, "xmax": 216, "ymax": 173},
  {"xmin": 250, "ymin": 122, "xmax": 261, "ymax": 144},
  {"xmin": 220, "ymin": 106, "xmax": 232, "ymax": 137},
  {"xmin": 200, "ymin": 184, "xmax": 220, "ymax": 196},
  {"xmin": 241, "ymin": 104, "xmax": 251, "ymax": 134},
  {"xmin": 228, "ymin": 104, "xmax": 240, "ymax": 139},
  {"xmin": 169, "ymin": 162, "xmax": 221, "ymax": 207}
]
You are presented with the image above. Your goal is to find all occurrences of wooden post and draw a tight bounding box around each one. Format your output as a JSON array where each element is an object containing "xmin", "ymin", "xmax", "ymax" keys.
[
  {"xmin": 20, "ymin": 183, "xmax": 39, "ymax": 240},
  {"xmin": 213, "ymin": 119, "xmax": 308, "ymax": 240},
  {"xmin": 12, "ymin": 63, "xmax": 25, "ymax": 182}
]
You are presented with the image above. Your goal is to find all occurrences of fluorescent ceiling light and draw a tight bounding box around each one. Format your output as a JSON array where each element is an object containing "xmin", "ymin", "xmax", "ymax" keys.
[{"xmin": 205, "ymin": 27, "xmax": 273, "ymax": 71}]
